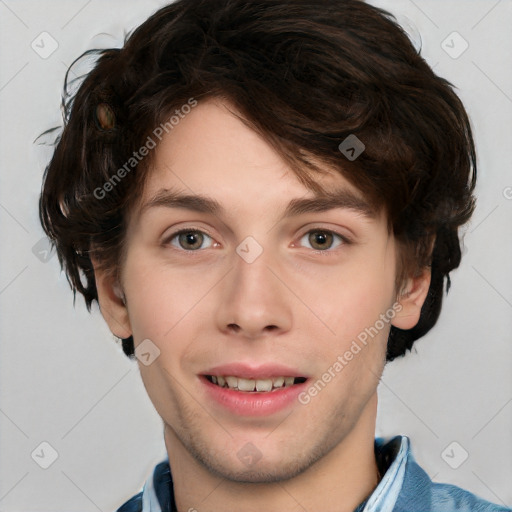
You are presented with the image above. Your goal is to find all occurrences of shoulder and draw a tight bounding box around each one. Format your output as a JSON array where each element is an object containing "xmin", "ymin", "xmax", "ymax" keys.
[
  {"xmin": 114, "ymin": 459, "xmax": 172, "ymax": 512},
  {"xmin": 115, "ymin": 491, "xmax": 143, "ymax": 512},
  {"xmin": 393, "ymin": 437, "xmax": 510, "ymax": 512},
  {"xmin": 429, "ymin": 481, "xmax": 511, "ymax": 512}
]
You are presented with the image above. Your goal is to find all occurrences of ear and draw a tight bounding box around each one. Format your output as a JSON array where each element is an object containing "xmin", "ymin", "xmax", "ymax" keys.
[
  {"xmin": 91, "ymin": 257, "xmax": 132, "ymax": 339},
  {"xmin": 391, "ymin": 267, "xmax": 431, "ymax": 330}
]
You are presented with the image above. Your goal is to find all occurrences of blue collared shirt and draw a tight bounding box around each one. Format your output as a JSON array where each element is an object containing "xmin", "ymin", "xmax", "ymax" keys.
[{"xmin": 116, "ymin": 435, "xmax": 510, "ymax": 512}]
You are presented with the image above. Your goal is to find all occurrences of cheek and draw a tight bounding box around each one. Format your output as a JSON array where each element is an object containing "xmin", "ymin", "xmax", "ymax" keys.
[
  {"xmin": 300, "ymin": 252, "xmax": 396, "ymax": 348},
  {"xmin": 122, "ymin": 250, "xmax": 207, "ymax": 342}
]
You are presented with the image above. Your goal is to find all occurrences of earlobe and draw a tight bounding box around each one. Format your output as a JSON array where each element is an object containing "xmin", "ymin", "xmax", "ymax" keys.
[
  {"xmin": 90, "ymin": 257, "xmax": 132, "ymax": 339},
  {"xmin": 391, "ymin": 267, "xmax": 431, "ymax": 330}
]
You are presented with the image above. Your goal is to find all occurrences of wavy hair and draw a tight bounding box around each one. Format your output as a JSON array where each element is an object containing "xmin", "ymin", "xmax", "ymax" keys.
[{"xmin": 39, "ymin": 0, "xmax": 477, "ymax": 361}]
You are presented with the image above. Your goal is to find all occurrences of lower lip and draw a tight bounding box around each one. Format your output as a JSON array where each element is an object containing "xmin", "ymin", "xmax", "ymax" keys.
[{"xmin": 200, "ymin": 376, "xmax": 308, "ymax": 417}]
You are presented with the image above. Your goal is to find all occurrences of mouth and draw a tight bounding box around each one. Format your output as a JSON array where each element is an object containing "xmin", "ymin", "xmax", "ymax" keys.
[
  {"xmin": 200, "ymin": 362, "xmax": 310, "ymax": 416},
  {"xmin": 204, "ymin": 375, "xmax": 308, "ymax": 392}
]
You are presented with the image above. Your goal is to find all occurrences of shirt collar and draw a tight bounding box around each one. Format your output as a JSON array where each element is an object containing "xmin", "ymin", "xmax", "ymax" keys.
[{"xmin": 360, "ymin": 435, "xmax": 409, "ymax": 512}]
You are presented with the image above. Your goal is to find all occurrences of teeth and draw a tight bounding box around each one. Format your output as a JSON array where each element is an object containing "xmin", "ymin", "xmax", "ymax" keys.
[
  {"xmin": 238, "ymin": 378, "xmax": 256, "ymax": 391},
  {"xmin": 255, "ymin": 378, "xmax": 273, "ymax": 392},
  {"xmin": 284, "ymin": 377, "xmax": 294, "ymax": 386},
  {"xmin": 209, "ymin": 375, "xmax": 302, "ymax": 392},
  {"xmin": 225, "ymin": 376, "xmax": 238, "ymax": 388},
  {"xmin": 273, "ymin": 376, "xmax": 285, "ymax": 388}
]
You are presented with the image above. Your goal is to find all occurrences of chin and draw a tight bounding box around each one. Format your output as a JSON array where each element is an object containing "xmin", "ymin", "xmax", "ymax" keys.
[
  {"xmin": 188, "ymin": 439, "xmax": 327, "ymax": 484},
  {"xmin": 204, "ymin": 458, "xmax": 311, "ymax": 484}
]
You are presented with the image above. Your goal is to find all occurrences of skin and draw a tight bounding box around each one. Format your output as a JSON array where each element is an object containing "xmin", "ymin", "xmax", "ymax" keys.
[{"xmin": 93, "ymin": 98, "xmax": 431, "ymax": 512}]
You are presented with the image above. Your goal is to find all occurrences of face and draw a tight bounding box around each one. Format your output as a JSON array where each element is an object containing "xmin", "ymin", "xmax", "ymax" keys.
[{"xmin": 96, "ymin": 98, "xmax": 427, "ymax": 484}]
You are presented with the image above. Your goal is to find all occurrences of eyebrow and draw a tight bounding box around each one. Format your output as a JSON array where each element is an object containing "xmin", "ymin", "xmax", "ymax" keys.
[
  {"xmin": 140, "ymin": 187, "xmax": 377, "ymax": 219},
  {"xmin": 286, "ymin": 189, "xmax": 376, "ymax": 219}
]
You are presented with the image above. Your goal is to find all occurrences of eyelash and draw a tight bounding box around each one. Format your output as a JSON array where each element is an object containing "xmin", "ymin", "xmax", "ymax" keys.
[{"xmin": 163, "ymin": 227, "xmax": 351, "ymax": 253}]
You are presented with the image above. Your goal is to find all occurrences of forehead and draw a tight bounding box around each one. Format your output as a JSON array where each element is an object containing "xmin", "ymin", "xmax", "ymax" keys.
[{"xmin": 133, "ymin": 98, "xmax": 379, "ymax": 223}]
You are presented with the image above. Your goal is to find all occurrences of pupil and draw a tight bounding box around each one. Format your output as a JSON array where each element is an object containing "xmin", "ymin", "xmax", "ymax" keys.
[
  {"xmin": 310, "ymin": 231, "xmax": 332, "ymax": 250},
  {"xmin": 179, "ymin": 231, "xmax": 203, "ymax": 250}
]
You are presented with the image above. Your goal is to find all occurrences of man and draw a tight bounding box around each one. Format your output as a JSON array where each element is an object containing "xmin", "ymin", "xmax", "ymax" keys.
[{"xmin": 39, "ymin": 0, "xmax": 510, "ymax": 510}]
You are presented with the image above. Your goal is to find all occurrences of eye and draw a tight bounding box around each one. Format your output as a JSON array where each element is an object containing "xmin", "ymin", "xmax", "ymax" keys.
[
  {"xmin": 299, "ymin": 229, "xmax": 346, "ymax": 251},
  {"xmin": 168, "ymin": 229, "xmax": 214, "ymax": 251}
]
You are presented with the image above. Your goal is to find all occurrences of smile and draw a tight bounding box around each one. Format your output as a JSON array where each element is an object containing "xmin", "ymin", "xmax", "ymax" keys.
[
  {"xmin": 200, "ymin": 374, "xmax": 309, "ymax": 416},
  {"xmin": 205, "ymin": 375, "xmax": 307, "ymax": 392}
]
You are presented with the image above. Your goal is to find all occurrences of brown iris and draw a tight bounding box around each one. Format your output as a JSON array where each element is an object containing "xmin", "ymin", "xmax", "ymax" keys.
[
  {"xmin": 178, "ymin": 231, "xmax": 204, "ymax": 250},
  {"xmin": 308, "ymin": 231, "xmax": 333, "ymax": 250}
]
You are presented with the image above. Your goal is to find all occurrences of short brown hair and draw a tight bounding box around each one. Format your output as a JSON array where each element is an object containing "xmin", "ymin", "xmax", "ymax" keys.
[{"xmin": 39, "ymin": 0, "xmax": 477, "ymax": 361}]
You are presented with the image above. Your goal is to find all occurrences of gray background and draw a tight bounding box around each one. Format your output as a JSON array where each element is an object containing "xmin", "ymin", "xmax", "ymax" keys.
[{"xmin": 0, "ymin": 0, "xmax": 511, "ymax": 510}]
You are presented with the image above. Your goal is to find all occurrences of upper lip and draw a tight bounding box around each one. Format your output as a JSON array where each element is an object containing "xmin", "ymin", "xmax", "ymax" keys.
[{"xmin": 202, "ymin": 362, "xmax": 308, "ymax": 379}]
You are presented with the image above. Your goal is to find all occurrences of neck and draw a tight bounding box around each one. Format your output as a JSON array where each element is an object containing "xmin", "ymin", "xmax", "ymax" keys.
[{"xmin": 165, "ymin": 393, "xmax": 380, "ymax": 512}]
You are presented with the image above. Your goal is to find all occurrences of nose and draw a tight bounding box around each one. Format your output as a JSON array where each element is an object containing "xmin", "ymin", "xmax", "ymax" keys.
[{"xmin": 215, "ymin": 244, "xmax": 293, "ymax": 340}]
